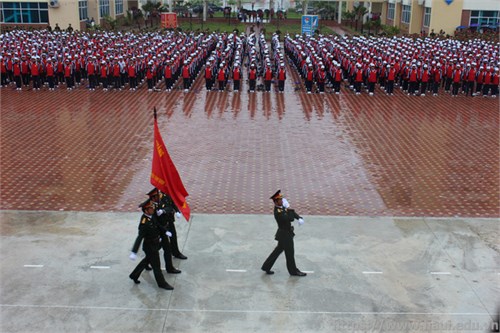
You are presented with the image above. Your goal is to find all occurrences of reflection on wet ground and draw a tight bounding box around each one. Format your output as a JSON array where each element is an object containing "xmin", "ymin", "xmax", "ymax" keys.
[{"xmin": 1, "ymin": 80, "xmax": 498, "ymax": 217}]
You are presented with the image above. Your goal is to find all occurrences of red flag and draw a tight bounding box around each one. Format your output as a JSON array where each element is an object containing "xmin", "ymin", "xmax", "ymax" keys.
[{"xmin": 150, "ymin": 112, "xmax": 190, "ymax": 221}]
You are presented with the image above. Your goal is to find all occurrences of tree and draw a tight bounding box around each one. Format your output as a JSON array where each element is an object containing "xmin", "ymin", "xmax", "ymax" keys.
[
  {"xmin": 372, "ymin": 18, "xmax": 382, "ymax": 35},
  {"xmin": 353, "ymin": 4, "xmax": 368, "ymax": 32},
  {"xmin": 103, "ymin": 15, "xmax": 118, "ymax": 31},
  {"xmin": 142, "ymin": 1, "xmax": 162, "ymax": 27},
  {"xmin": 130, "ymin": 8, "xmax": 144, "ymax": 29},
  {"xmin": 342, "ymin": 10, "xmax": 355, "ymax": 29}
]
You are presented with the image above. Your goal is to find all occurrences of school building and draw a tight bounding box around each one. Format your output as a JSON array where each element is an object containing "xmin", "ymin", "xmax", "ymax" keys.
[
  {"xmin": 0, "ymin": 0, "xmax": 129, "ymax": 31},
  {"xmin": 342, "ymin": 0, "xmax": 499, "ymax": 36},
  {"xmin": 0, "ymin": 0, "xmax": 498, "ymax": 35}
]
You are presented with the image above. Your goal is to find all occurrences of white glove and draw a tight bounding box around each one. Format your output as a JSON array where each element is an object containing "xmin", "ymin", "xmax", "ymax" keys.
[
  {"xmin": 175, "ymin": 212, "xmax": 181, "ymax": 218},
  {"xmin": 157, "ymin": 209, "xmax": 165, "ymax": 216},
  {"xmin": 166, "ymin": 231, "xmax": 172, "ymax": 237},
  {"xmin": 282, "ymin": 198, "xmax": 290, "ymax": 209},
  {"xmin": 298, "ymin": 218, "xmax": 304, "ymax": 226},
  {"xmin": 129, "ymin": 252, "xmax": 137, "ymax": 261}
]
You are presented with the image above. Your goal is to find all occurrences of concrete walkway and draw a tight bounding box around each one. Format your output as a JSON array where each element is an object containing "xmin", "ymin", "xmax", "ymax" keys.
[{"xmin": 1, "ymin": 210, "xmax": 498, "ymax": 333}]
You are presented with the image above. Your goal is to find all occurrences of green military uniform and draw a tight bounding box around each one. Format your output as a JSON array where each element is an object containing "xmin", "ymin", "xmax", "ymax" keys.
[
  {"xmin": 261, "ymin": 190, "xmax": 306, "ymax": 276},
  {"xmin": 161, "ymin": 194, "xmax": 187, "ymax": 259},
  {"xmin": 154, "ymin": 194, "xmax": 182, "ymax": 272},
  {"xmin": 129, "ymin": 200, "xmax": 174, "ymax": 290}
]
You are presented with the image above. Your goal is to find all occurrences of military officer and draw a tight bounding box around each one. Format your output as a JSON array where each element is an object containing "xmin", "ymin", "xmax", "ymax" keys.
[
  {"xmin": 129, "ymin": 200, "xmax": 174, "ymax": 290},
  {"xmin": 147, "ymin": 188, "xmax": 185, "ymax": 269},
  {"xmin": 261, "ymin": 190, "xmax": 307, "ymax": 276},
  {"xmin": 148, "ymin": 189, "xmax": 188, "ymax": 260}
]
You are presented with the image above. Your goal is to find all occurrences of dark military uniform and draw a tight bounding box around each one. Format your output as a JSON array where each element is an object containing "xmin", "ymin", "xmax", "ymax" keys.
[
  {"xmin": 261, "ymin": 190, "xmax": 306, "ymax": 276},
  {"xmin": 155, "ymin": 195, "xmax": 183, "ymax": 271},
  {"xmin": 129, "ymin": 205, "xmax": 173, "ymax": 290},
  {"xmin": 161, "ymin": 194, "xmax": 187, "ymax": 259}
]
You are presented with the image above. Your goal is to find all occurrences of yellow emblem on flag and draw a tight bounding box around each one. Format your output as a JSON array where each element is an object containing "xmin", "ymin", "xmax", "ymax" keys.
[{"xmin": 156, "ymin": 140, "xmax": 165, "ymax": 157}]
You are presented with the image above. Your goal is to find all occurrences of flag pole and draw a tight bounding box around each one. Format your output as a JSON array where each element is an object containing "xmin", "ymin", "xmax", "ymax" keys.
[{"xmin": 153, "ymin": 107, "xmax": 161, "ymax": 207}]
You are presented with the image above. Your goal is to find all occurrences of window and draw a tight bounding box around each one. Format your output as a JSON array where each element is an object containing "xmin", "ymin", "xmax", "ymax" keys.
[
  {"xmin": 401, "ymin": 4, "xmax": 411, "ymax": 24},
  {"xmin": 99, "ymin": 0, "xmax": 110, "ymax": 17},
  {"xmin": 423, "ymin": 7, "xmax": 431, "ymax": 27},
  {"xmin": 387, "ymin": 3, "xmax": 395, "ymax": 20},
  {"xmin": 115, "ymin": 0, "xmax": 124, "ymax": 15},
  {"xmin": 0, "ymin": 2, "xmax": 48, "ymax": 24},
  {"xmin": 79, "ymin": 0, "xmax": 88, "ymax": 21},
  {"xmin": 470, "ymin": 10, "xmax": 499, "ymax": 26}
]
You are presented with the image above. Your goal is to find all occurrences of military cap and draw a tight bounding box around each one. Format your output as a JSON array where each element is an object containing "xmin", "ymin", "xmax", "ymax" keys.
[
  {"xmin": 147, "ymin": 188, "xmax": 159, "ymax": 196},
  {"xmin": 138, "ymin": 199, "xmax": 154, "ymax": 212},
  {"xmin": 270, "ymin": 190, "xmax": 283, "ymax": 200}
]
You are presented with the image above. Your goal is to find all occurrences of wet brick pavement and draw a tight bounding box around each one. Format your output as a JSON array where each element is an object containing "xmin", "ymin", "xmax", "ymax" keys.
[{"xmin": 1, "ymin": 72, "xmax": 498, "ymax": 217}]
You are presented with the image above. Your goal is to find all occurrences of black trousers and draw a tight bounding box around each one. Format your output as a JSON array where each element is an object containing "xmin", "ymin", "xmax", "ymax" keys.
[
  {"xmin": 264, "ymin": 79, "xmax": 271, "ymax": 91},
  {"xmin": 160, "ymin": 236, "xmax": 176, "ymax": 271},
  {"xmin": 165, "ymin": 77, "xmax": 173, "ymax": 90},
  {"xmin": 249, "ymin": 79, "xmax": 256, "ymax": 91},
  {"xmin": 167, "ymin": 221, "xmax": 182, "ymax": 257},
  {"xmin": 262, "ymin": 230, "xmax": 298, "ymax": 275},
  {"xmin": 278, "ymin": 80, "xmax": 285, "ymax": 92},
  {"xmin": 386, "ymin": 80, "xmax": 394, "ymax": 94},
  {"xmin": 130, "ymin": 241, "xmax": 168, "ymax": 288},
  {"xmin": 233, "ymin": 79, "xmax": 240, "ymax": 91}
]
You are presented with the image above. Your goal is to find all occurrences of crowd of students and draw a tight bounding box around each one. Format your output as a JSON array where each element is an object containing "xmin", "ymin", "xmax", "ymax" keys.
[
  {"xmin": 1, "ymin": 29, "xmax": 498, "ymax": 97},
  {"xmin": 285, "ymin": 34, "xmax": 499, "ymax": 97}
]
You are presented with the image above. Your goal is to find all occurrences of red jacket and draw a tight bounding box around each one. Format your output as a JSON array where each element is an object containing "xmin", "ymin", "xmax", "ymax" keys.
[
  {"xmin": 368, "ymin": 69, "xmax": 377, "ymax": 83},
  {"xmin": 492, "ymin": 73, "xmax": 499, "ymax": 85},
  {"xmin": 13, "ymin": 63, "xmax": 21, "ymax": 76},
  {"xmin": 128, "ymin": 65, "xmax": 136, "ymax": 77},
  {"xmin": 204, "ymin": 67, "xmax": 211, "ymax": 79},
  {"xmin": 278, "ymin": 68, "xmax": 286, "ymax": 81},
  {"xmin": 101, "ymin": 64, "xmax": 108, "ymax": 78},
  {"xmin": 64, "ymin": 64, "xmax": 72, "ymax": 78},
  {"xmin": 233, "ymin": 68, "xmax": 240, "ymax": 80},
  {"xmin": 249, "ymin": 69, "xmax": 256, "ymax": 80},
  {"xmin": 182, "ymin": 66, "xmax": 190, "ymax": 79},
  {"xmin": 87, "ymin": 62, "xmax": 95, "ymax": 75},
  {"xmin": 165, "ymin": 65, "xmax": 172, "ymax": 79},
  {"xmin": 146, "ymin": 67, "xmax": 153, "ymax": 79},
  {"xmin": 452, "ymin": 69, "xmax": 462, "ymax": 83},
  {"xmin": 387, "ymin": 68, "xmax": 396, "ymax": 81},
  {"xmin": 264, "ymin": 68, "xmax": 272, "ymax": 80},
  {"xmin": 30, "ymin": 63, "xmax": 40, "ymax": 76},
  {"xmin": 113, "ymin": 63, "xmax": 120, "ymax": 77},
  {"xmin": 217, "ymin": 68, "xmax": 225, "ymax": 81},
  {"xmin": 46, "ymin": 63, "xmax": 54, "ymax": 76}
]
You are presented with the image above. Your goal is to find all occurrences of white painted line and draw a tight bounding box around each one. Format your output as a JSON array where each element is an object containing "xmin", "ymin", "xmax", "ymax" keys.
[
  {"xmin": 23, "ymin": 265, "xmax": 44, "ymax": 268},
  {"xmin": 302, "ymin": 271, "xmax": 314, "ymax": 274},
  {"xmin": 225, "ymin": 269, "xmax": 247, "ymax": 273},
  {"xmin": 90, "ymin": 266, "xmax": 110, "ymax": 269},
  {"xmin": 362, "ymin": 271, "xmax": 383, "ymax": 274},
  {"xmin": 0, "ymin": 304, "xmax": 491, "ymax": 316},
  {"xmin": 430, "ymin": 272, "xmax": 451, "ymax": 275}
]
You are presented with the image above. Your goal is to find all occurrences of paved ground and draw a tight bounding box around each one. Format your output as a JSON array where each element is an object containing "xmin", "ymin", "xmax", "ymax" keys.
[
  {"xmin": 0, "ymin": 47, "xmax": 499, "ymax": 332},
  {"xmin": 0, "ymin": 211, "xmax": 498, "ymax": 333},
  {"xmin": 0, "ymin": 68, "xmax": 498, "ymax": 217}
]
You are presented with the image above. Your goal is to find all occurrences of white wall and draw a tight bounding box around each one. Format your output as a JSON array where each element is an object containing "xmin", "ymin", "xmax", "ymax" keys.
[{"xmin": 463, "ymin": 0, "xmax": 500, "ymax": 11}]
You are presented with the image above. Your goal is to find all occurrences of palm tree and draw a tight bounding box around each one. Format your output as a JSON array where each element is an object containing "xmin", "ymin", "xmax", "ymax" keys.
[
  {"xmin": 342, "ymin": 10, "xmax": 355, "ymax": 29},
  {"xmin": 372, "ymin": 18, "xmax": 382, "ymax": 35},
  {"xmin": 353, "ymin": 4, "xmax": 368, "ymax": 32}
]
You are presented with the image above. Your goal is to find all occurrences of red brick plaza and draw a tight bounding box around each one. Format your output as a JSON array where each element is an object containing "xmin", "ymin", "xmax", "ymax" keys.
[{"xmin": 1, "ymin": 73, "xmax": 498, "ymax": 217}]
